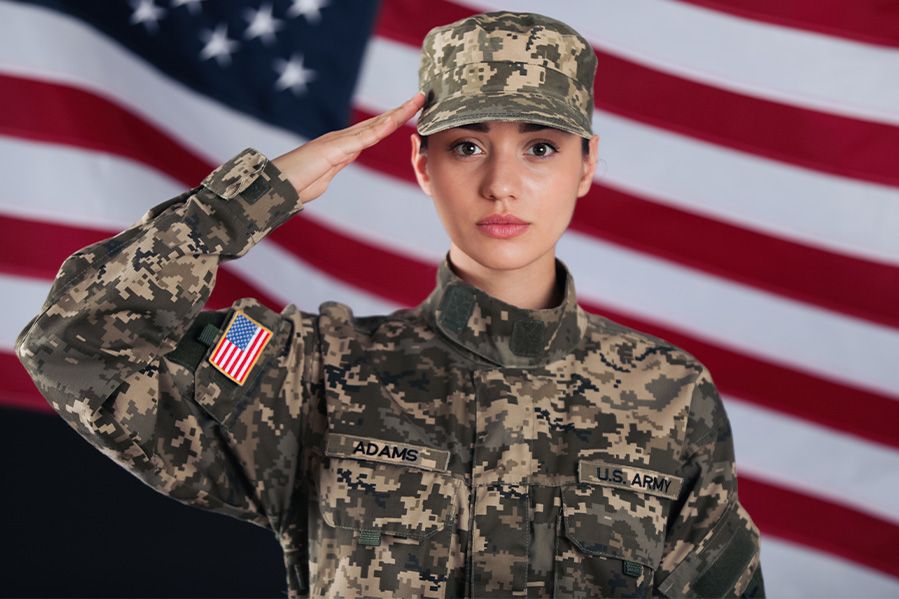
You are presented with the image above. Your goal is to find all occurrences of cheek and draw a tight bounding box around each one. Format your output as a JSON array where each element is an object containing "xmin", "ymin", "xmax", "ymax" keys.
[
  {"xmin": 427, "ymin": 181, "xmax": 472, "ymax": 237},
  {"xmin": 527, "ymin": 166, "xmax": 582, "ymax": 223}
]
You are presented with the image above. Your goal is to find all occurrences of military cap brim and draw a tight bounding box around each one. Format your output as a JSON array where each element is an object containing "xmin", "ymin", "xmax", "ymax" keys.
[{"xmin": 416, "ymin": 90, "xmax": 593, "ymax": 138}]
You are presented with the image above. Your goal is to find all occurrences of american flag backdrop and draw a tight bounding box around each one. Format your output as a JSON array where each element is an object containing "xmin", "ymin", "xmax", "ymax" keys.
[{"xmin": 2, "ymin": 0, "xmax": 898, "ymax": 596}]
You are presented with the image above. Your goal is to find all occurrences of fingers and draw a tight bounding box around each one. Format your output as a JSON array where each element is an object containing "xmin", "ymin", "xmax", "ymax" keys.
[
  {"xmin": 287, "ymin": 92, "xmax": 425, "ymax": 203},
  {"xmin": 339, "ymin": 92, "xmax": 425, "ymax": 151}
]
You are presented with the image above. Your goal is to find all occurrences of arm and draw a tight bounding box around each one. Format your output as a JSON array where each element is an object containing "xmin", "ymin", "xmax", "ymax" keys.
[
  {"xmin": 15, "ymin": 148, "xmax": 313, "ymax": 528},
  {"xmin": 15, "ymin": 93, "xmax": 426, "ymax": 530},
  {"xmin": 654, "ymin": 367, "xmax": 765, "ymax": 598}
]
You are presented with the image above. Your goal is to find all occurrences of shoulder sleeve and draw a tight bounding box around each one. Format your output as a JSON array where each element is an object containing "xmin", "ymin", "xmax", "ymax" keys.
[
  {"xmin": 14, "ymin": 148, "xmax": 321, "ymax": 531},
  {"xmin": 654, "ymin": 366, "xmax": 766, "ymax": 598}
]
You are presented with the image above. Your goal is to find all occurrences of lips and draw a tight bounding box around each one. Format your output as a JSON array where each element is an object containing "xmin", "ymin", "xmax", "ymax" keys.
[{"xmin": 477, "ymin": 213, "xmax": 530, "ymax": 239}]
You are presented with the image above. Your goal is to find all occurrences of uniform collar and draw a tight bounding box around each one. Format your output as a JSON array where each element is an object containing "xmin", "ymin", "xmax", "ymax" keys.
[{"xmin": 421, "ymin": 254, "xmax": 588, "ymax": 368}]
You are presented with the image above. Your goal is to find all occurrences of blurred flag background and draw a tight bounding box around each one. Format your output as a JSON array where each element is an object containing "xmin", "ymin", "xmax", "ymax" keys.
[{"xmin": 1, "ymin": 0, "xmax": 897, "ymax": 596}]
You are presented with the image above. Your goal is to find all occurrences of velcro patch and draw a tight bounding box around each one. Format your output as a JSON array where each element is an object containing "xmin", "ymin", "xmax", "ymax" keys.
[
  {"xmin": 208, "ymin": 310, "xmax": 273, "ymax": 385},
  {"xmin": 579, "ymin": 459, "xmax": 683, "ymax": 500},
  {"xmin": 326, "ymin": 433, "xmax": 451, "ymax": 472},
  {"xmin": 622, "ymin": 560, "xmax": 643, "ymax": 578}
]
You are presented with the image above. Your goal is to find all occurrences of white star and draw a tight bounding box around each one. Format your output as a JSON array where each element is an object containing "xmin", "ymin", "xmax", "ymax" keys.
[
  {"xmin": 243, "ymin": 3, "xmax": 284, "ymax": 45},
  {"xmin": 274, "ymin": 54, "xmax": 317, "ymax": 95},
  {"xmin": 286, "ymin": 0, "xmax": 328, "ymax": 24},
  {"xmin": 171, "ymin": 0, "xmax": 203, "ymax": 15},
  {"xmin": 200, "ymin": 24, "xmax": 240, "ymax": 67},
  {"xmin": 129, "ymin": 0, "xmax": 166, "ymax": 33}
]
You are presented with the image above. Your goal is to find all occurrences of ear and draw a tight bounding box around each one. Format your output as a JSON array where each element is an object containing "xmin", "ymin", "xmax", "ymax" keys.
[
  {"xmin": 410, "ymin": 133, "xmax": 433, "ymax": 197},
  {"xmin": 576, "ymin": 134, "xmax": 599, "ymax": 198}
]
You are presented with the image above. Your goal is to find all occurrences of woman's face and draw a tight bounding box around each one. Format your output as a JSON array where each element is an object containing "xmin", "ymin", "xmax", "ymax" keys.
[{"xmin": 410, "ymin": 120, "xmax": 598, "ymax": 274}]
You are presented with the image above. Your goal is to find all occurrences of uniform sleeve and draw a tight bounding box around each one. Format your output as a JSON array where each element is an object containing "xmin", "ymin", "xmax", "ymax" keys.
[
  {"xmin": 654, "ymin": 367, "xmax": 766, "ymax": 598},
  {"xmin": 14, "ymin": 147, "xmax": 320, "ymax": 532}
]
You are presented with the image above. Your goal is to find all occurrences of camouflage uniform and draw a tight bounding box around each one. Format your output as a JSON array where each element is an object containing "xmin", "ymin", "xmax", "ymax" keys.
[{"xmin": 17, "ymin": 147, "xmax": 764, "ymax": 598}]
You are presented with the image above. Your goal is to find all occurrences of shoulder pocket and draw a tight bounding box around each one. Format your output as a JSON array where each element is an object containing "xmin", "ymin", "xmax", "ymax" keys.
[
  {"xmin": 657, "ymin": 500, "xmax": 761, "ymax": 598},
  {"xmin": 192, "ymin": 299, "xmax": 290, "ymax": 427}
]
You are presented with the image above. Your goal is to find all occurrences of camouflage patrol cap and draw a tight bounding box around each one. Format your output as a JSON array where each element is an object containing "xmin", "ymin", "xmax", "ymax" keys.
[{"xmin": 417, "ymin": 11, "xmax": 597, "ymax": 139}]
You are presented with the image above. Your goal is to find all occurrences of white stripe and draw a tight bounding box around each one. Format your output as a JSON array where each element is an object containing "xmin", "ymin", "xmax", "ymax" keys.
[
  {"xmin": 230, "ymin": 328, "xmax": 261, "ymax": 379},
  {"xmin": 210, "ymin": 338, "xmax": 228, "ymax": 364},
  {"xmin": 761, "ymin": 537, "xmax": 899, "ymax": 597},
  {"xmin": 0, "ymin": 137, "xmax": 184, "ymax": 229},
  {"xmin": 226, "ymin": 331, "xmax": 255, "ymax": 378},
  {"xmin": 224, "ymin": 238, "xmax": 400, "ymax": 317},
  {"xmin": 456, "ymin": 0, "xmax": 899, "ymax": 126},
  {"xmin": 223, "ymin": 337, "xmax": 246, "ymax": 373},
  {"xmin": 725, "ymin": 396, "xmax": 899, "ymax": 526},
  {"xmin": 558, "ymin": 231, "xmax": 899, "ymax": 400},
  {"xmin": 218, "ymin": 342, "xmax": 238, "ymax": 371},
  {"xmin": 1, "ymin": 275, "xmax": 52, "ymax": 350},
  {"xmin": 358, "ymin": 37, "xmax": 899, "ymax": 267},
  {"xmin": 4, "ymin": 6, "xmax": 899, "ymax": 267},
  {"xmin": 0, "ymin": 2, "xmax": 300, "ymax": 165},
  {"xmin": 5, "ymin": 139, "xmax": 899, "ymax": 399},
  {"xmin": 215, "ymin": 341, "xmax": 232, "ymax": 365},
  {"xmin": 234, "ymin": 330, "xmax": 265, "ymax": 382}
]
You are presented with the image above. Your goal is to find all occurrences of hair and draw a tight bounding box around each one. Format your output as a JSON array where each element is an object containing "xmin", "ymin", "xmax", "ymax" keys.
[{"xmin": 418, "ymin": 132, "xmax": 591, "ymax": 155}]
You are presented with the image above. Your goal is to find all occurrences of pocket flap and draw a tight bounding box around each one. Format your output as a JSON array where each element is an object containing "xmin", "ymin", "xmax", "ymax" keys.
[
  {"xmin": 320, "ymin": 452, "xmax": 457, "ymax": 540},
  {"xmin": 561, "ymin": 483, "xmax": 667, "ymax": 568}
]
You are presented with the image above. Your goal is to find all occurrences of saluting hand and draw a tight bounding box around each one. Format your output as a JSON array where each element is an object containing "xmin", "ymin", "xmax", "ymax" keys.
[{"xmin": 271, "ymin": 91, "xmax": 426, "ymax": 204}]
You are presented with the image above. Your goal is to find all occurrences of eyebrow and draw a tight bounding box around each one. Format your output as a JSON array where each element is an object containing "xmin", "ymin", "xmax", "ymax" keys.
[{"xmin": 456, "ymin": 122, "xmax": 553, "ymax": 133}]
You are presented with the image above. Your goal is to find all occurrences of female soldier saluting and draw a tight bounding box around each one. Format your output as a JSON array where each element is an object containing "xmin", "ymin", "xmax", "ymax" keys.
[{"xmin": 16, "ymin": 11, "xmax": 763, "ymax": 598}]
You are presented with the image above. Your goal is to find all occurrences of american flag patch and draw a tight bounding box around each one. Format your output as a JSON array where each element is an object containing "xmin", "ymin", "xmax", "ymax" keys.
[{"xmin": 208, "ymin": 311, "xmax": 273, "ymax": 385}]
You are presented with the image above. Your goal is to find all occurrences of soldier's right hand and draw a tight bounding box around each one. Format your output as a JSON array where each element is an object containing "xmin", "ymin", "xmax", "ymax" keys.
[{"xmin": 271, "ymin": 91, "xmax": 426, "ymax": 204}]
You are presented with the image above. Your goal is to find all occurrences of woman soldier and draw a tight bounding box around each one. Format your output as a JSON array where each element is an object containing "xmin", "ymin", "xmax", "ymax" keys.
[{"xmin": 17, "ymin": 10, "xmax": 764, "ymax": 599}]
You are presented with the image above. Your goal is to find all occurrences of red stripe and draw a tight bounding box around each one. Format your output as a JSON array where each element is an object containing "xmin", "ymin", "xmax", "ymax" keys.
[
  {"xmin": 210, "ymin": 335, "xmax": 227, "ymax": 364},
  {"xmin": 228, "ymin": 334, "xmax": 253, "ymax": 377},
  {"xmin": 2, "ymin": 347, "xmax": 894, "ymax": 577},
  {"xmin": 376, "ymin": 0, "xmax": 899, "ymax": 189},
  {"xmin": 355, "ymin": 108, "xmax": 899, "ymax": 331},
  {"xmin": 739, "ymin": 475, "xmax": 899, "ymax": 578},
  {"xmin": 224, "ymin": 340, "xmax": 243, "ymax": 373},
  {"xmin": 211, "ymin": 339, "xmax": 234, "ymax": 369},
  {"xmin": 235, "ymin": 330, "xmax": 269, "ymax": 382},
  {"xmin": 0, "ymin": 73, "xmax": 208, "ymax": 187},
  {"xmin": 7, "ymin": 49, "xmax": 899, "ymax": 333},
  {"xmin": 677, "ymin": 0, "xmax": 899, "ymax": 49}
]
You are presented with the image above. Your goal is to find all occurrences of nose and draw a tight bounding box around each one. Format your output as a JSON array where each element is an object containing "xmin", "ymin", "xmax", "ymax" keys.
[{"xmin": 478, "ymin": 146, "xmax": 521, "ymax": 204}]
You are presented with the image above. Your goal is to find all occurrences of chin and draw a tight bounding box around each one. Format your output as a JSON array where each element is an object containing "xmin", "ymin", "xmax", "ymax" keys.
[{"xmin": 457, "ymin": 240, "xmax": 548, "ymax": 272}]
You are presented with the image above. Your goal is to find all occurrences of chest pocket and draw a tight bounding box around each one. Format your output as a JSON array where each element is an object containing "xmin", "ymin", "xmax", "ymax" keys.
[
  {"xmin": 554, "ymin": 460, "xmax": 675, "ymax": 598},
  {"xmin": 317, "ymin": 436, "xmax": 461, "ymax": 598}
]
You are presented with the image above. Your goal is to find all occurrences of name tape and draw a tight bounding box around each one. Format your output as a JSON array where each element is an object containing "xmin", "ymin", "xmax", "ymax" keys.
[
  {"xmin": 579, "ymin": 459, "xmax": 684, "ymax": 500},
  {"xmin": 325, "ymin": 433, "xmax": 451, "ymax": 472}
]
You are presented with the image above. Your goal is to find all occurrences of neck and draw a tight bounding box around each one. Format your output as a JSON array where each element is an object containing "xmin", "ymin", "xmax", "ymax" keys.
[{"xmin": 447, "ymin": 244, "xmax": 562, "ymax": 310}]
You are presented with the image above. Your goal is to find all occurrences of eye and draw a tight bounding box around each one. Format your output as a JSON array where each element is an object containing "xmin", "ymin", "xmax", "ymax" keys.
[
  {"xmin": 528, "ymin": 142, "xmax": 558, "ymax": 158},
  {"xmin": 450, "ymin": 140, "xmax": 483, "ymax": 157}
]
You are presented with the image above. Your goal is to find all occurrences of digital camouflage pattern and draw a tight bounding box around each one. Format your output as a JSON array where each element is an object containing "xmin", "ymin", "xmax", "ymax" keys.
[
  {"xmin": 17, "ymin": 147, "xmax": 764, "ymax": 598},
  {"xmin": 417, "ymin": 11, "xmax": 597, "ymax": 139}
]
